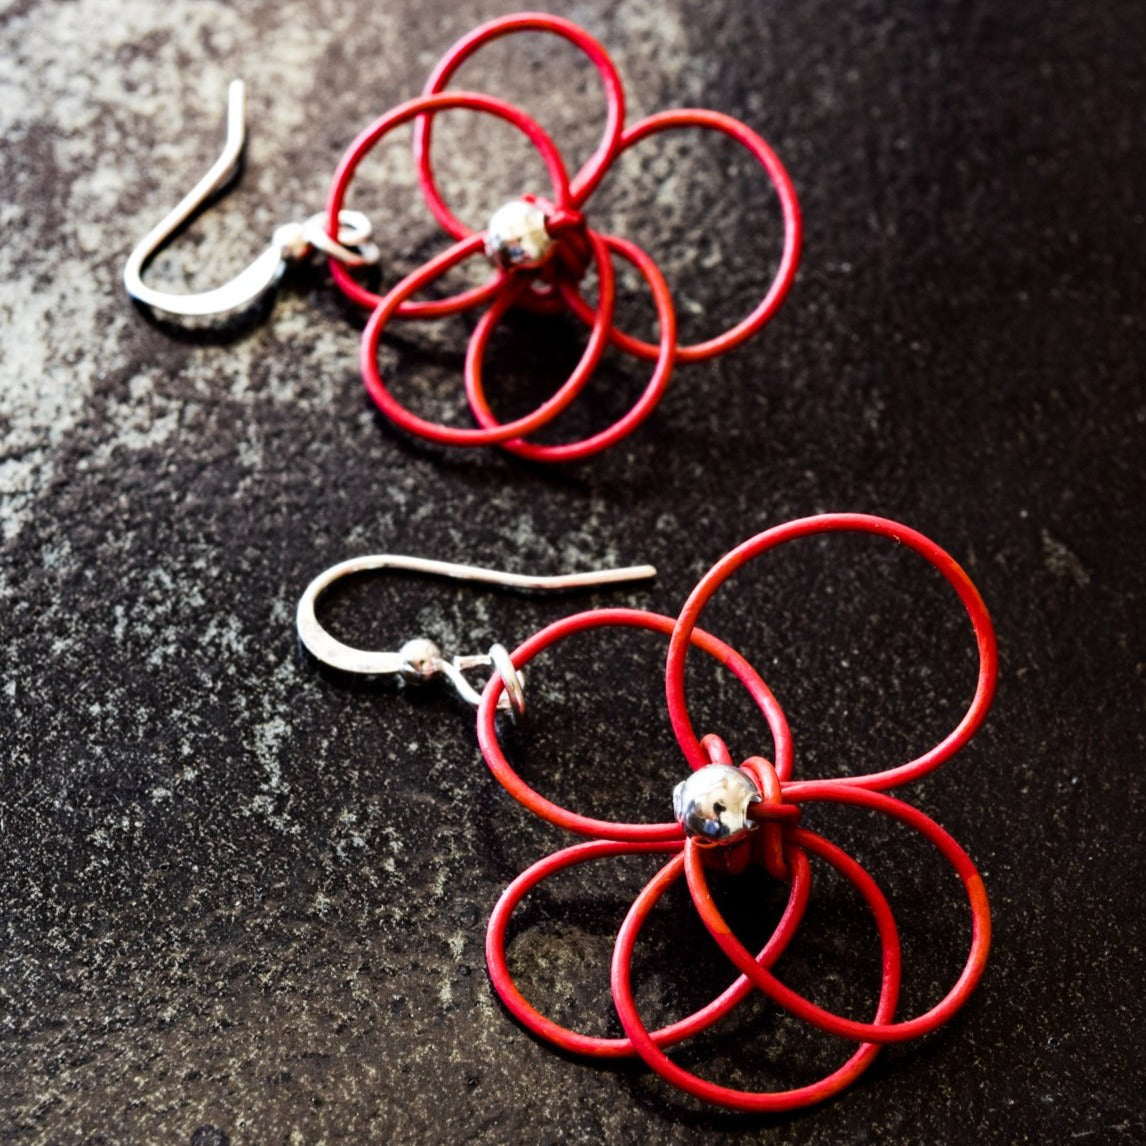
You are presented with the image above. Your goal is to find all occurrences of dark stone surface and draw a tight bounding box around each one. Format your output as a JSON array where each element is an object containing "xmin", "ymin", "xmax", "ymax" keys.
[{"xmin": 1, "ymin": 0, "xmax": 1142, "ymax": 1142}]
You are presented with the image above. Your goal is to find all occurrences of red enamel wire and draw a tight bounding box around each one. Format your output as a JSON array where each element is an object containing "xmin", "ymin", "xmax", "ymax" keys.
[
  {"xmin": 463, "ymin": 233, "xmax": 677, "ymax": 462},
  {"xmin": 685, "ymin": 785, "xmax": 991, "ymax": 1044},
  {"xmin": 475, "ymin": 607, "xmax": 792, "ymax": 840},
  {"xmin": 665, "ymin": 513, "xmax": 998, "ymax": 787},
  {"xmin": 485, "ymin": 838, "xmax": 812, "ymax": 1059},
  {"xmin": 700, "ymin": 732, "xmax": 734, "ymax": 766},
  {"xmin": 358, "ymin": 223, "xmax": 615, "ymax": 446},
  {"xmin": 740, "ymin": 756, "xmax": 790, "ymax": 881},
  {"xmin": 414, "ymin": 12, "xmax": 627, "ymax": 239},
  {"xmin": 458, "ymin": 227, "xmax": 614, "ymax": 450},
  {"xmin": 561, "ymin": 108, "xmax": 802, "ymax": 363},
  {"xmin": 611, "ymin": 832, "xmax": 901, "ymax": 1112},
  {"xmin": 325, "ymin": 90, "xmax": 571, "ymax": 316}
]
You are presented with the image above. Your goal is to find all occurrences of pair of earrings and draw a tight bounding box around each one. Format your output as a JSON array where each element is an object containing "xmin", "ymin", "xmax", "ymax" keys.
[
  {"xmin": 122, "ymin": 10, "xmax": 996, "ymax": 1115},
  {"xmin": 297, "ymin": 513, "xmax": 997, "ymax": 1112},
  {"xmin": 123, "ymin": 12, "xmax": 800, "ymax": 461}
]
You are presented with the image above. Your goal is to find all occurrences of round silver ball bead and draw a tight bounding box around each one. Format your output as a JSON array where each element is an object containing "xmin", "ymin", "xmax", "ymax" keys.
[
  {"xmin": 398, "ymin": 637, "xmax": 443, "ymax": 685},
  {"xmin": 485, "ymin": 199, "xmax": 554, "ymax": 270},
  {"xmin": 273, "ymin": 220, "xmax": 312, "ymax": 262},
  {"xmin": 673, "ymin": 764, "xmax": 761, "ymax": 844}
]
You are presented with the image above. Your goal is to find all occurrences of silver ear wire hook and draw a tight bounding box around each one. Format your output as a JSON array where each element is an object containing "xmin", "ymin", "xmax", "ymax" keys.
[
  {"xmin": 296, "ymin": 554, "xmax": 657, "ymax": 717},
  {"xmin": 123, "ymin": 79, "xmax": 381, "ymax": 319}
]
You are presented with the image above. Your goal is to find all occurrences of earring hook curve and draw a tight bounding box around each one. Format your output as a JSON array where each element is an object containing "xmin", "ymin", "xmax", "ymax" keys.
[
  {"xmin": 296, "ymin": 554, "xmax": 657, "ymax": 714},
  {"xmin": 122, "ymin": 80, "xmax": 380, "ymax": 319}
]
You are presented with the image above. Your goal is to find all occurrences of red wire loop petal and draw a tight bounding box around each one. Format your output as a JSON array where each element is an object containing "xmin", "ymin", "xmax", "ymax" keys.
[
  {"xmin": 687, "ymin": 785, "xmax": 991, "ymax": 1044},
  {"xmin": 562, "ymin": 108, "xmax": 802, "ymax": 363},
  {"xmin": 475, "ymin": 608, "xmax": 792, "ymax": 840},
  {"xmin": 666, "ymin": 513, "xmax": 999, "ymax": 788},
  {"xmin": 357, "ymin": 226, "xmax": 614, "ymax": 445},
  {"xmin": 415, "ymin": 12, "xmax": 626, "ymax": 238},
  {"xmin": 485, "ymin": 837, "xmax": 811, "ymax": 1059},
  {"xmin": 611, "ymin": 833, "xmax": 900, "ymax": 1112},
  {"xmin": 326, "ymin": 90, "xmax": 573, "ymax": 316},
  {"xmin": 700, "ymin": 733, "xmax": 734, "ymax": 766},
  {"xmin": 465, "ymin": 233, "xmax": 677, "ymax": 462},
  {"xmin": 459, "ymin": 227, "xmax": 617, "ymax": 447}
]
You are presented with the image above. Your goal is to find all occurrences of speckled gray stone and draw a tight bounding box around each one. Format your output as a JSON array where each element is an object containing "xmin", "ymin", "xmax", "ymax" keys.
[{"xmin": 1, "ymin": 1, "xmax": 1143, "ymax": 1143}]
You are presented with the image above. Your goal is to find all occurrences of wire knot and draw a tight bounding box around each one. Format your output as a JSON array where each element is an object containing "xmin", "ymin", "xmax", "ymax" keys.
[{"xmin": 742, "ymin": 756, "xmax": 798, "ymax": 880}]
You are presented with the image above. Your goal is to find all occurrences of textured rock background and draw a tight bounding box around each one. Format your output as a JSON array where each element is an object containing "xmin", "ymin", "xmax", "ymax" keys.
[{"xmin": 1, "ymin": 0, "xmax": 1142, "ymax": 1142}]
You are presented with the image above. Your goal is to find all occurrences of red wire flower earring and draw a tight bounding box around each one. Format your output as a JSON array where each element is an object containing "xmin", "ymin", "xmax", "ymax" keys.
[
  {"xmin": 124, "ymin": 13, "xmax": 801, "ymax": 461},
  {"xmin": 475, "ymin": 513, "xmax": 997, "ymax": 1111},
  {"xmin": 295, "ymin": 514, "xmax": 997, "ymax": 1112},
  {"xmin": 329, "ymin": 11, "xmax": 801, "ymax": 460}
]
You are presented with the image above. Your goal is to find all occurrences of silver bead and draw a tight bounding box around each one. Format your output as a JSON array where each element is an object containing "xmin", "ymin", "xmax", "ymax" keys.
[
  {"xmin": 398, "ymin": 637, "xmax": 442, "ymax": 685},
  {"xmin": 484, "ymin": 199, "xmax": 553, "ymax": 270},
  {"xmin": 673, "ymin": 765, "xmax": 761, "ymax": 844},
  {"xmin": 273, "ymin": 220, "xmax": 311, "ymax": 262}
]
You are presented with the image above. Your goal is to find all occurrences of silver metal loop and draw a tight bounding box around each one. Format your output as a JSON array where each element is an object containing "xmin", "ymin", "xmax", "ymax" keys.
[
  {"xmin": 296, "ymin": 554, "xmax": 656, "ymax": 712},
  {"xmin": 122, "ymin": 79, "xmax": 381, "ymax": 319},
  {"xmin": 299, "ymin": 212, "xmax": 380, "ymax": 268},
  {"xmin": 437, "ymin": 649, "xmax": 524, "ymax": 717},
  {"xmin": 488, "ymin": 643, "xmax": 527, "ymax": 718}
]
